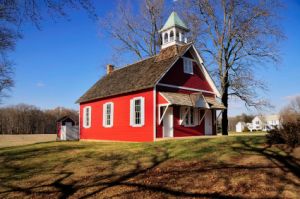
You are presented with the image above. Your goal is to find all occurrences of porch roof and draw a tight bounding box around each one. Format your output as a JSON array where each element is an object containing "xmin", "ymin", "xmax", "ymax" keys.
[
  {"xmin": 203, "ymin": 96, "xmax": 226, "ymax": 110},
  {"xmin": 159, "ymin": 92, "xmax": 226, "ymax": 109}
]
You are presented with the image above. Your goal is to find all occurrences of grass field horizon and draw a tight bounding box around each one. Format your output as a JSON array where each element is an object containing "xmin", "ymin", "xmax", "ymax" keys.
[{"xmin": 0, "ymin": 135, "xmax": 299, "ymax": 198}]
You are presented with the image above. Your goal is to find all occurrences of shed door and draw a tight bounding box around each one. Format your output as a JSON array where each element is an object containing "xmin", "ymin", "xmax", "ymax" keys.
[
  {"xmin": 163, "ymin": 107, "xmax": 173, "ymax": 138},
  {"xmin": 61, "ymin": 126, "xmax": 67, "ymax": 140}
]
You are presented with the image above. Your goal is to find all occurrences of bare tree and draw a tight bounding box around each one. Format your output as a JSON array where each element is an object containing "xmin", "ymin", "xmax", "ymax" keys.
[
  {"xmin": 0, "ymin": 58, "xmax": 13, "ymax": 100},
  {"xmin": 280, "ymin": 96, "xmax": 300, "ymax": 124},
  {"xmin": 0, "ymin": 0, "xmax": 96, "ymax": 101},
  {"xmin": 100, "ymin": 0, "xmax": 165, "ymax": 60},
  {"xmin": 180, "ymin": 0, "xmax": 284, "ymax": 135}
]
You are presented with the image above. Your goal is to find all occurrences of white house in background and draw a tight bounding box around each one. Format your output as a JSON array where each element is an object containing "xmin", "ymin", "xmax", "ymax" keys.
[
  {"xmin": 236, "ymin": 122, "xmax": 246, "ymax": 133},
  {"xmin": 248, "ymin": 114, "xmax": 280, "ymax": 132}
]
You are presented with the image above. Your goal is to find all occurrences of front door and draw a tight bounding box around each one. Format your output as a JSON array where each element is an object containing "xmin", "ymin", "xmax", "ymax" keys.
[
  {"xmin": 205, "ymin": 110, "xmax": 213, "ymax": 135},
  {"xmin": 163, "ymin": 107, "xmax": 173, "ymax": 138}
]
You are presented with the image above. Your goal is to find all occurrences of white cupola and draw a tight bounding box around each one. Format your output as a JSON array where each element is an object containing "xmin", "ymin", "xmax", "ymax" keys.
[{"xmin": 159, "ymin": 11, "xmax": 189, "ymax": 49}]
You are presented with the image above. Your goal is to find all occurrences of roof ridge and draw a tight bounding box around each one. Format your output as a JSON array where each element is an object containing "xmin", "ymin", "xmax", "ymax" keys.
[{"xmin": 110, "ymin": 43, "xmax": 192, "ymax": 74}]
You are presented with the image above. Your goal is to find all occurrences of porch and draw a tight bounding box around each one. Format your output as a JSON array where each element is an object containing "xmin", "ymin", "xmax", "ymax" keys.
[{"xmin": 157, "ymin": 92, "xmax": 225, "ymax": 139}]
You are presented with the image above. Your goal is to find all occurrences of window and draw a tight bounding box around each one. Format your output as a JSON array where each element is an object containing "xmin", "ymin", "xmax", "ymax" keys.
[
  {"xmin": 130, "ymin": 97, "xmax": 145, "ymax": 127},
  {"xmin": 176, "ymin": 32, "xmax": 180, "ymax": 41},
  {"xmin": 183, "ymin": 57, "xmax": 193, "ymax": 74},
  {"xmin": 103, "ymin": 102, "xmax": 114, "ymax": 127},
  {"xmin": 83, "ymin": 106, "xmax": 91, "ymax": 128},
  {"xmin": 170, "ymin": 31, "xmax": 174, "ymax": 42},
  {"xmin": 164, "ymin": 33, "xmax": 168, "ymax": 43},
  {"xmin": 180, "ymin": 107, "xmax": 198, "ymax": 126}
]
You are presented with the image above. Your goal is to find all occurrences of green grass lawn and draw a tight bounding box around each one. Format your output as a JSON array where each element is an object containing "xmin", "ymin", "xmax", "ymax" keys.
[{"xmin": 0, "ymin": 136, "xmax": 299, "ymax": 198}]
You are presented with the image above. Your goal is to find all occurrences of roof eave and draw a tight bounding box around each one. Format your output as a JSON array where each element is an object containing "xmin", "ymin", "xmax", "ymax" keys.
[
  {"xmin": 159, "ymin": 25, "xmax": 190, "ymax": 33},
  {"xmin": 76, "ymin": 85, "xmax": 155, "ymax": 104}
]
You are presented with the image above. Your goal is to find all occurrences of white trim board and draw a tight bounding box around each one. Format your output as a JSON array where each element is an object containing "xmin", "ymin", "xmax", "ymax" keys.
[{"xmin": 157, "ymin": 83, "xmax": 216, "ymax": 95}]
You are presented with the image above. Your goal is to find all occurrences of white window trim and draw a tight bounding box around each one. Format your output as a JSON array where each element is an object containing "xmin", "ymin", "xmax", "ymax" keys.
[
  {"xmin": 103, "ymin": 102, "xmax": 114, "ymax": 128},
  {"xmin": 83, "ymin": 106, "xmax": 91, "ymax": 128},
  {"xmin": 183, "ymin": 57, "xmax": 194, "ymax": 75},
  {"xmin": 130, "ymin": 97, "xmax": 145, "ymax": 127},
  {"xmin": 180, "ymin": 106, "xmax": 198, "ymax": 127}
]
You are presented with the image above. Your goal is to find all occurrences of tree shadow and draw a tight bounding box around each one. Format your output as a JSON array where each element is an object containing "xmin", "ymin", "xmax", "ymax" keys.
[
  {"xmin": 232, "ymin": 138, "xmax": 300, "ymax": 179},
  {"xmin": 0, "ymin": 146, "xmax": 246, "ymax": 199},
  {"xmin": 1, "ymin": 139, "xmax": 299, "ymax": 198}
]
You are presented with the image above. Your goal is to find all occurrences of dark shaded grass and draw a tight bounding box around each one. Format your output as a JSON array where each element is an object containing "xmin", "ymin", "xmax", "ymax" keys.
[{"xmin": 0, "ymin": 136, "xmax": 299, "ymax": 198}]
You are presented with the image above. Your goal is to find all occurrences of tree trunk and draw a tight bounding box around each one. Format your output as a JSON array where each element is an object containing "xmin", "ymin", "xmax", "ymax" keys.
[{"xmin": 221, "ymin": 69, "xmax": 229, "ymax": 135}]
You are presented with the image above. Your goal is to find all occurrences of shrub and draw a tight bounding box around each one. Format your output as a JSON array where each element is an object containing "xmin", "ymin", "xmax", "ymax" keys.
[{"xmin": 266, "ymin": 120, "xmax": 300, "ymax": 147}]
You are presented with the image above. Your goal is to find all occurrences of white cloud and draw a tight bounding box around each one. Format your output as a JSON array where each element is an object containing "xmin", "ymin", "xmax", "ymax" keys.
[{"xmin": 283, "ymin": 94, "xmax": 300, "ymax": 101}]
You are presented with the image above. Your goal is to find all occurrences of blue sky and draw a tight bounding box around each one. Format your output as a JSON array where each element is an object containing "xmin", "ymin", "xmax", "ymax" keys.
[{"xmin": 2, "ymin": 0, "xmax": 300, "ymax": 116}]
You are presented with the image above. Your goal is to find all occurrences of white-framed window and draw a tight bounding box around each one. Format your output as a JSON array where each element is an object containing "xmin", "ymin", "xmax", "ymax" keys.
[
  {"xmin": 170, "ymin": 31, "xmax": 174, "ymax": 42},
  {"xmin": 164, "ymin": 33, "xmax": 168, "ymax": 43},
  {"xmin": 103, "ymin": 102, "xmax": 114, "ymax": 127},
  {"xmin": 183, "ymin": 57, "xmax": 194, "ymax": 74},
  {"xmin": 83, "ymin": 106, "xmax": 91, "ymax": 128},
  {"xmin": 180, "ymin": 107, "xmax": 198, "ymax": 126},
  {"xmin": 130, "ymin": 97, "xmax": 145, "ymax": 127}
]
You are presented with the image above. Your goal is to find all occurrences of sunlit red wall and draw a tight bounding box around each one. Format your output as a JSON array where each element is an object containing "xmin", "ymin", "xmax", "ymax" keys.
[{"xmin": 80, "ymin": 89, "xmax": 154, "ymax": 142}]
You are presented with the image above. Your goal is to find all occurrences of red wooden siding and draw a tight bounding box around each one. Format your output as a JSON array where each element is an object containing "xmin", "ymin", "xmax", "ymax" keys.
[
  {"xmin": 80, "ymin": 89, "xmax": 154, "ymax": 142},
  {"xmin": 159, "ymin": 58, "xmax": 213, "ymax": 92},
  {"xmin": 173, "ymin": 106, "xmax": 205, "ymax": 137}
]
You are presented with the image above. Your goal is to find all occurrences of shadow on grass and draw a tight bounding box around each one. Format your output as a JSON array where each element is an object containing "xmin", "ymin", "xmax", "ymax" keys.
[
  {"xmin": 232, "ymin": 137, "xmax": 300, "ymax": 179},
  {"xmin": 0, "ymin": 137, "xmax": 299, "ymax": 198},
  {"xmin": 0, "ymin": 144, "xmax": 245, "ymax": 199}
]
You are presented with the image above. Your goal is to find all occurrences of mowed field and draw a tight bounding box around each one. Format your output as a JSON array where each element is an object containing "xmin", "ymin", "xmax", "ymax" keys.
[
  {"xmin": 0, "ymin": 135, "xmax": 299, "ymax": 199},
  {"xmin": 0, "ymin": 134, "xmax": 57, "ymax": 148}
]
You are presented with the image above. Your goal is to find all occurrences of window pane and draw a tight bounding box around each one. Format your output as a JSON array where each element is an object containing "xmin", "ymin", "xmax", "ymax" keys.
[
  {"xmin": 134, "ymin": 99, "xmax": 141, "ymax": 125},
  {"xmin": 85, "ymin": 108, "xmax": 90, "ymax": 126},
  {"xmin": 105, "ymin": 104, "xmax": 112, "ymax": 126},
  {"xmin": 185, "ymin": 108, "xmax": 189, "ymax": 125},
  {"xmin": 183, "ymin": 58, "xmax": 193, "ymax": 74},
  {"xmin": 190, "ymin": 108, "xmax": 194, "ymax": 125}
]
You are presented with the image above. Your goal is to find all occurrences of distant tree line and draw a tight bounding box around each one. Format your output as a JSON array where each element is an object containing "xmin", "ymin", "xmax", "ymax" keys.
[{"xmin": 0, "ymin": 104, "xmax": 78, "ymax": 134}]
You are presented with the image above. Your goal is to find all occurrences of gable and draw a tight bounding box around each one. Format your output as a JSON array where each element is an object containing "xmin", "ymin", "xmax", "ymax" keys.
[{"xmin": 158, "ymin": 49, "xmax": 214, "ymax": 93}]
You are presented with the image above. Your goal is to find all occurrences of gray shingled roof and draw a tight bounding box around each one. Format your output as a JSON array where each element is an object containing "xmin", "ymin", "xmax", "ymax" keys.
[
  {"xmin": 204, "ymin": 96, "xmax": 226, "ymax": 109},
  {"xmin": 76, "ymin": 43, "xmax": 192, "ymax": 103},
  {"xmin": 160, "ymin": 92, "xmax": 225, "ymax": 109}
]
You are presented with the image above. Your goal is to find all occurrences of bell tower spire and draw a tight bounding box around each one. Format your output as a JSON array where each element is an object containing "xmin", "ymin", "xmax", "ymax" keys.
[{"xmin": 159, "ymin": 12, "xmax": 189, "ymax": 49}]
